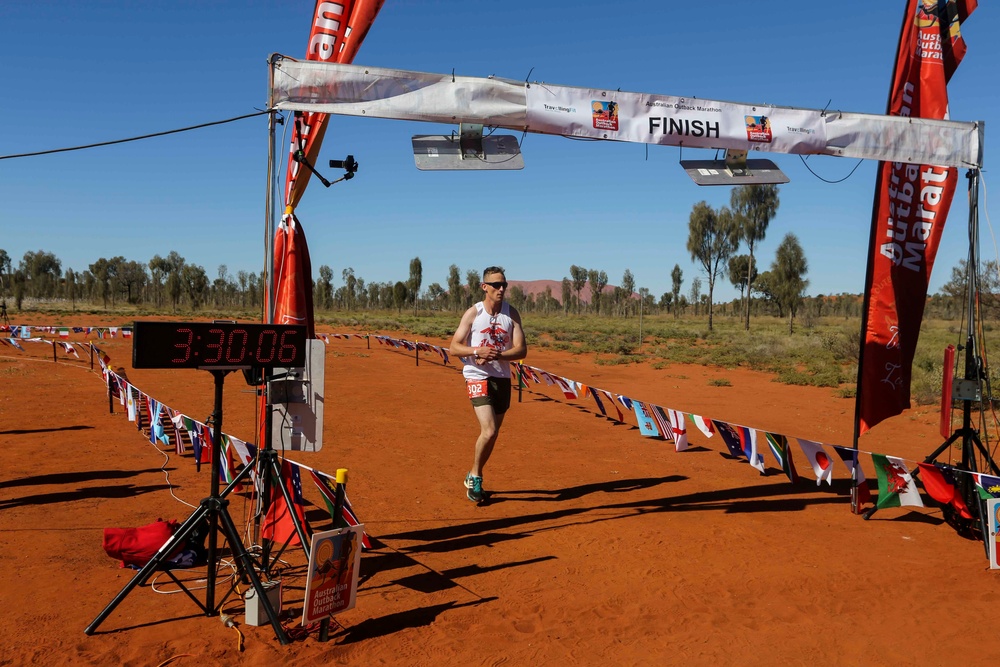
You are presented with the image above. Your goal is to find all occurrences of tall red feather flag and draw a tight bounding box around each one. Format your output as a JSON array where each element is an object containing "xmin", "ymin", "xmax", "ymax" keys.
[
  {"xmin": 855, "ymin": 0, "xmax": 976, "ymax": 439},
  {"xmin": 258, "ymin": 1, "xmax": 385, "ymax": 450},
  {"xmin": 272, "ymin": 0, "xmax": 384, "ymax": 333}
]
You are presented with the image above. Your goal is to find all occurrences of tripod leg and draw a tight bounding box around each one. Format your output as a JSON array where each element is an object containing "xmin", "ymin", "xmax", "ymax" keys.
[
  {"xmin": 85, "ymin": 502, "xmax": 214, "ymax": 635},
  {"xmin": 215, "ymin": 504, "xmax": 290, "ymax": 645}
]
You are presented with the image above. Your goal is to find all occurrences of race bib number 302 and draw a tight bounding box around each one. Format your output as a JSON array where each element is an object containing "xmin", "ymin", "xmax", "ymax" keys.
[{"xmin": 466, "ymin": 380, "xmax": 488, "ymax": 399}]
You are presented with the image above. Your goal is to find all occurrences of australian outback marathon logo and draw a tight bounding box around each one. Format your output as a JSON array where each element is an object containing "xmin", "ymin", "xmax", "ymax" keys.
[
  {"xmin": 592, "ymin": 100, "xmax": 619, "ymax": 131},
  {"xmin": 744, "ymin": 115, "xmax": 773, "ymax": 143}
]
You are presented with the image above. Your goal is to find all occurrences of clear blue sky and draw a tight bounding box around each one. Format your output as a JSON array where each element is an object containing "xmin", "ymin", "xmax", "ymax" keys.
[{"xmin": 1, "ymin": 1, "xmax": 996, "ymax": 304}]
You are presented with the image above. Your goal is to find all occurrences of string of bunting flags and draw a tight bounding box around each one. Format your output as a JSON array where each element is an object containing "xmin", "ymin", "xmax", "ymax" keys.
[
  {"xmin": 359, "ymin": 333, "xmax": 1000, "ymax": 516},
  {"xmin": 2, "ymin": 324, "xmax": 133, "ymax": 339},
  {"xmin": 7, "ymin": 328, "xmax": 997, "ymax": 523},
  {"xmin": 65, "ymin": 341, "xmax": 373, "ymax": 550}
]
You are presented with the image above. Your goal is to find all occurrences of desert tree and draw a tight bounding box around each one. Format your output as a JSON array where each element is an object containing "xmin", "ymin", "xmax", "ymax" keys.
[
  {"xmin": 20, "ymin": 250, "xmax": 62, "ymax": 299},
  {"xmin": 316, "ymin": 265, "xmax": 334, "ymax": 310},
  {"xmin": 570, "ymin": 265, "xmax": 588, "ymax": 313},
  {"xmin": 150, "ymin": 251, "xmax": 185, "ymax": 311},
  {"xmin": 426, "ymin": 282, "xmax": 446, "ymax": 309},
  {"xmin": 64, "ymin": 268, "xmax": 78, "ymax": 309},
  {"xmin": 341, "ymin": 267, "xmax": 358, "ymax": 311},
  {"xmin": 409, "ymin": 257, "xmax": 422, "ymax": 315},
  {"xmin": 588, "ymin": 269, "xmax": 608, "ymax": 316},
  {"xmin": 620, "ymin": 269, "xmax": 636, "ymax": 317},
  {"xmin": 447, "ymin": 264, "xmax": 463, "ymax": 312},
  {"xmin": 561, "ymin": 278, "xmax": 572, "ymax": 314},
  {"xmin": 393, "ymin": 281, "xmax": 409, "ymax": 314},
  {"xmin": 686, "ymin": 201, "xmax": 739, "ymax": 330},
  {"xmin": 938, "ymin": 259, "xmax": 1000, "ymax": 320},
  {"xmin": 689, "ymin": 277, "xmax": 702, "ymax": 316},
  {"xmin": 770, "ymin": 233, "xmax": 809, "ymax": 333},
  {"xmin": 671, "ymin": 264, "xmax": 683, "ymax": 319},
  {"xmin": 0, "ymin": 249, "xmax": 11, "ymax": 296},
  {"xmin": 728, "ymin": 254, "xmax": 757, "ymax": 311},
  {"xmin": 730, "ymin": 184, "xmax": 780, "ymax": 330},
  {"xmin": 466, "ymin": 269, "xmax": 480, "ymax": 307},
  {"xmin": 117, "ymin": 260, "xmax": 149, "ymax": 304},
  {"xmin": 181, "ymin": 264, "xmax": 209, "ymax": 309}
]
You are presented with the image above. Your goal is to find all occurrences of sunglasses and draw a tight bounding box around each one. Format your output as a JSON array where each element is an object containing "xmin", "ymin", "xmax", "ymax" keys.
[{"xmin": 483, "ymin": 281, "xmax": 508, "ymax": 289}]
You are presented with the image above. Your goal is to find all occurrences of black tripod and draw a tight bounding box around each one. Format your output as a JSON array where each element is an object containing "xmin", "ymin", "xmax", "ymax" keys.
[
  {"xmin": 863, "ymin": 170, "xmax": 1000, "ymax": 552},
  {"xmin": 85, "ymin": 370, "xmax": 290, "ymax": 644}
]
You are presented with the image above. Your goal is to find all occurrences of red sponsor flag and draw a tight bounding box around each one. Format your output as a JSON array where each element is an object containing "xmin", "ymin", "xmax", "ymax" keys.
[{"xmin": 855, "ymin": 0, "xmax": 976, "ymax": 437}]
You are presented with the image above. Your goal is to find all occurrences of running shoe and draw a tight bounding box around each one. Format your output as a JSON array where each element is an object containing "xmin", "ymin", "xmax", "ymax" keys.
[{"xmin": 464, "ymin": 473, "xmax": 485, "ymax": 503}]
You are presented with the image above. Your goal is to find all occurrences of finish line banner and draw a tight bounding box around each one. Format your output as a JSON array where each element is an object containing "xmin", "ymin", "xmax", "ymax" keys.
[{"xmin": 524, "ymin": 85, "xmax": 828, "ymax": 154}]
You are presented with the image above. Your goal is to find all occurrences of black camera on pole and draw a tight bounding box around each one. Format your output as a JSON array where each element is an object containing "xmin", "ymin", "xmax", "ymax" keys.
[{"xmin": 330, "ymin": 155, "xmax": 358, "ymax": 180}]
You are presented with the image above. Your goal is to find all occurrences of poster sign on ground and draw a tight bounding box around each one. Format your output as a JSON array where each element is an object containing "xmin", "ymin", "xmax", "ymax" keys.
[{"xmin": 302, "ymin": 525, "xmax": 364, "ymax": 624}]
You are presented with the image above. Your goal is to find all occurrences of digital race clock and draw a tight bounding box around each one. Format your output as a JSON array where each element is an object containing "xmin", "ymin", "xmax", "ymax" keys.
[{"xmin": 132, "ymin": 321, "xmax": 307, "ymax": 370}]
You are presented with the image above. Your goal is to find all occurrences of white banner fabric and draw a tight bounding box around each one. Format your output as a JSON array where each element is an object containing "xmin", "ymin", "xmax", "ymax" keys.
[{"xmin": 270, "ymin": 58, "xmax": 982, "ymax": 168}]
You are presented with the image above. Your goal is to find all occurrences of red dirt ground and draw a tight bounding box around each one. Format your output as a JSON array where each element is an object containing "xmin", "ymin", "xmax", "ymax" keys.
[{"xmin": 1, "ymin": 315, "xmax": 997, "ymax": 666}]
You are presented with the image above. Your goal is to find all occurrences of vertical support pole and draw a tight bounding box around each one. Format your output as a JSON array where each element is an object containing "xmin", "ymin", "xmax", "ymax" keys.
[
  {"xmin": 366, "ymin": 334, "xmax": 370, "ymax": 349},
  {"xmin": 415, "ymin": 341, "xmax": 419, "ymax": 366},
  {"xmin": 52, "ymin": 341, "xmax": 57, "ymax": 363},
  {"xmin": 319, "ymin": 468, "xmax": 349, "ymax": 643},
  {"xmin": 90, "ymin": 342, "xmax": 94, "ymax": 370}
]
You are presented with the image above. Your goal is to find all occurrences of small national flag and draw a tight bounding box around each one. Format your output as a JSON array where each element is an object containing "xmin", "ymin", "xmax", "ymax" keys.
[
  {"xmin": 148, "ymin": 399, "xmax": 161, "ymax": 445},
  {"xmin": 917, "ymin": 463, "xmax": 972, "ymax": 518},
  {"xmin": 689, "ymin": 413, "xmax": 715, "ymax": 438},
  {"xmin": 590, "ymin": 389, "xmax": 607, "ymax": 417},
  {"xmin": 309, "ymin": 469, "xmax": 372, "ymax": 549},
  {"xmin": 169, "ymin": 408, "xmax": 187, "ymax": 455},
  {"xmin": 974, "ymin": 473, "xmax": 1000, "ymax": 500},
  {"xmin": 8, "ymin": 337, "xmax": 24, "ymax": 351},
  {"xmin": 666, "ymin": 409, "xmax": 689, "ymax": 452},
  {"xmin": 765, "ymin": 432, "xmax": 799, "ymax": 483},
  {"xmin": 738, "ymin": 426, "xmax": 765, "ymax": 473},
  {"xmin": 262, "ymin": 460, "xmax": 309, "ymax": 547},
  {"xmin": 555, "ymin": 376, "xmax": 578, "ymax": 400},
  {"xmin": 872, "ymin": 454, "xmax": 924, "ymax": 509},
  {"xmin": 712, "ymin": 420, "xmax": 746, "ymax": 459},
  {"xmin": 58, "ymin": 327, "xmax": 69, "ymax": 339},
  {"xmin": 126, "ymin": 386, "xmax": 137, "ymax": 423},
  {"xmin": 632, "ymin": 401, "xmax": 660, "ymax": 438},
  {"xmin": 183, "ymin": 417, "xmax": 206, "ymax": 470},
  {"xmin": 649, "ymin": 405, "xmax": 672, "ymax": 443},
  {"xmin": 601, "ymin": 390, "xmax": 624, "ymax": 422},
  {"xmin": 797, "ymin": 439, "xmax": 834, "ymax": 486},
  {"xmin": 617, "ymin": 395, "xmax": 633, "ymax": 411},
  {"xmin": 833, "ymin": 446, "xmax": 872, "ymax": 505}
]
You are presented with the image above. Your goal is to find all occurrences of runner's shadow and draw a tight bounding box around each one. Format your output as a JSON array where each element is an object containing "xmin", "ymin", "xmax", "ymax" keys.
[
  {"xmin": 1, "ymin": 424, "xmax": 94, "ymax": 435},
  {"xmin": 0, "ymin": 469, "xmax": 165, "ymax": 489},
  {"xmin": 0, "ymin": 484, "xmax": 169, "ymax": 510},
  {"xmin": 365, "ymin": 555, "xmax": 557, "ymax": 594},
  {"xmin": 489, "ymin": 475, "xmax": 685, "ymax": 504},
  {"xmin": 334, "ymin": 598, "xmax": 496, "ymax": 645}
]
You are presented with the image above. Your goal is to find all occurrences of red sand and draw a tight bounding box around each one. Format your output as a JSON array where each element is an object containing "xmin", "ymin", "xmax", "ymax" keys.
[{"xmin": 1, "ymin": 318, "xmax": 997, "ymax": 666}]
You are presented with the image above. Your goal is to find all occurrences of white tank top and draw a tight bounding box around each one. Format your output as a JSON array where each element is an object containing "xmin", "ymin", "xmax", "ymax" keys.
[{"xmin": 463, "ymin": 301, "xmax": 513, "ymax": 380}]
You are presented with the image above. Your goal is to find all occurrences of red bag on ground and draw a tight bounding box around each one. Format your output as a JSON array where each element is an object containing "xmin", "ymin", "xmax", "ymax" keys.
[{"xmin": 102, "ymin": 519, "xmax": 180, "ymax": 568}]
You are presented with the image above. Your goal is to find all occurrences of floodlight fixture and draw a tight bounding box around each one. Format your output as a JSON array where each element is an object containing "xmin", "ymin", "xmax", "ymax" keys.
[
  {"xmin": 680, "ymin": 149, "xmax": 790, "ymax": 186},
  {"xmin": 412, "ymin": 123, "xmax": 524, "ymax": 171}
]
